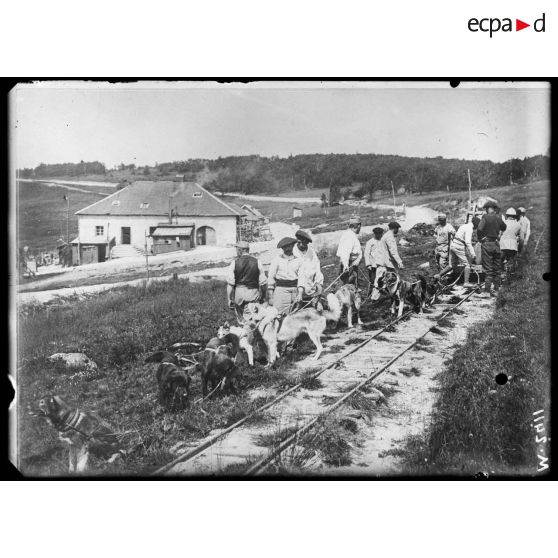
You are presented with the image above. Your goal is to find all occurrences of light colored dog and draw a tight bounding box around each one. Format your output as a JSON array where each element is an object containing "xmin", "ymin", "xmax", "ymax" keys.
[
  {"xmin": 276, "ymin": 293, "xmax": 342, "ymax": 360},
  {"xmin": 334, "ymin": 284, "xmax": 363, "ymax": 327},
  {"xmin": 240, "ymin": 302, "xmax": 281, "ymax": 365},
  {"xmin": 217, "ymin": 322, "xmax": 254, "ymax": 366}
]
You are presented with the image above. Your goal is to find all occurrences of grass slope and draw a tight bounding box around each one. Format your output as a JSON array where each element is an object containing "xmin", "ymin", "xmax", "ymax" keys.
[{"xmin": 395, "ymin": 181, "xmax": 550, "ymax": 476}]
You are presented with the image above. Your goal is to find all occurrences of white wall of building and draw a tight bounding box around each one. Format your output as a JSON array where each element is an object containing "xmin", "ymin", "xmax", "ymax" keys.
[{"xmin": 77, "ymin": 215, "xmax": 238, "ymax": 249}]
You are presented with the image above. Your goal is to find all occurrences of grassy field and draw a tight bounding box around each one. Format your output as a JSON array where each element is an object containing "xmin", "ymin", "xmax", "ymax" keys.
[
  {"xmin": 392, "ymin": 180, "xmax": 550, "ymax": 476},
  {"xmin": 17, "ymin": 181, "xmax": 114, "ymax": 253}
]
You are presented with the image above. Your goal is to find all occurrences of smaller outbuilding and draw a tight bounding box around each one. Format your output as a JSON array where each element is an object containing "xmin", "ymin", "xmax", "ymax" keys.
[{"xmin": 150, "ymin": 223, "xmax": 194, "ymax": 255}]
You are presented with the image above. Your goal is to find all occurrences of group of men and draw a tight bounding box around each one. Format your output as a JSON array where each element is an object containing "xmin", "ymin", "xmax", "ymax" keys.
[
  {"xmin": 226, "ymin": 215, "xmax": 406, "ymax": 315},
  {"xmin": 433, "ymin": 203, "xmax": 530, "ymax": 297},
  {"xmin": 226, "ymin": 229, "xmax": 324, "ymax": 315},
  {"xmin": 225, "ymin": 200, "xmax": 531, "ymax": 315}
]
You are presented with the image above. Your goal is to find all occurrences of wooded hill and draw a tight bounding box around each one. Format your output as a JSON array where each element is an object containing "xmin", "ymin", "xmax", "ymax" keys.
[{"xmin": 19, "ymin": 152, "xmax": 549, "ymax": 197}]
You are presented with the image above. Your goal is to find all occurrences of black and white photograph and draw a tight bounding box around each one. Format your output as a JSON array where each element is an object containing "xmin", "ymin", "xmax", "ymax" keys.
[{"xmin": 10, "ymin": 80, "xmax": 551, "ymax": 477}]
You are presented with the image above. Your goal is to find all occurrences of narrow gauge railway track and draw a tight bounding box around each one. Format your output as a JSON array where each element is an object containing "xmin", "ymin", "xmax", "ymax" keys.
[{"xmin": 154, "ymin": 285, "xmax": 479, "ymax": 476}]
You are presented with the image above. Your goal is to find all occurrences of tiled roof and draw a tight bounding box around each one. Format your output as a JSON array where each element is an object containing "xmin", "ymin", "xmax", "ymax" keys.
[{"xmin": 75, "ymin": 181, "xmax": 243, "ymax": 217}]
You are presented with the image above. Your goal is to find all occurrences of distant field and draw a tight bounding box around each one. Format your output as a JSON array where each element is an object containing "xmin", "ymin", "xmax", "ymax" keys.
[{"xmin": 17, "ymin": 181, "xmax": 113, "ymax": 253}]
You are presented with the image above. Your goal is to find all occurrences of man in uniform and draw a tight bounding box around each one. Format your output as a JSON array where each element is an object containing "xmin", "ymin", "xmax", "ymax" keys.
[
  {"xmin": 364, "ymin": 227, "xmax": 386, "ymax": 297},
  {"xmin": 226, "ymin": 240, "xmax": 267, "ymax": 310},
  {"xmin": 477, "ymin": 200, "xmax": 506, "ymax": 298},
  {"xmin": 267, "ymin": 237, "xmax": 303, "ymax": 314},
  {"xmin": 336, "ymin": 216, "xmax": 362, "ymax": 287},
  {"xmin": 433, "ymin": 213, "xmax": 455, "ymax": 272},
  {"xmin": 517, "ymin": 207, "xmax": 531, "ymax": 254},
  {"xmin": 293, "ymin": 229, "xmax": 324, "ymax": 309}
]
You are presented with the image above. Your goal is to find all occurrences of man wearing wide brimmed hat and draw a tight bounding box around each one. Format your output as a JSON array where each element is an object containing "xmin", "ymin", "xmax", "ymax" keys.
[
  {"xmin": 293, "ymin": 229, "xmax": 324, "ymax": 308},
  {"xmin": 226, "ymin": 240, "xmax": 267, "ymax": 310},
  {"xmin": 267, "ymin": 237, "xmax": 303, "ymax": 313},
  {"xmin": 477, "ymin": 200, "xmax": 507, "ymax": 298},
  {"xmin": 336, "ymin": 215, "xmax": 363, "ymax": 287},
  {"xmin": 434, "ymin": 213, "xmax": 455, "ymax": 272}
]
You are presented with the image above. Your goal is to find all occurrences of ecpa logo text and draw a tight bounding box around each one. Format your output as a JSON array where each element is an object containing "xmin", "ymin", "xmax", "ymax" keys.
[{"xmin": 468, "ymin": 13, "xmax": 545, "ymax": 37}]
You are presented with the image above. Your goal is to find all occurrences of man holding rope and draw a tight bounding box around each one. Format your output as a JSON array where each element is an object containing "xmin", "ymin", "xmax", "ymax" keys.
[
  {"xmin": 435, "ymin": 216, "xmax": 480, "ymax": 287},
  {"xmin": 267, "ymin": 237, "xmax": 303, "ymax": 314},
  {"xmin": 336, "ymin": 216, "xmax": 363, "ymax": 288},
  {"xmin": 293, "ymin": 229, "xmax": 324, "ymax": 310},
  {"xmin": 370, "ymin": 221, "xmax": 404, "ymax": 301},
  {"xmin": 364, "ymin": 226, "xmax": 386, "ymax": 297},
  {"xmin": 226, "ymin": 240, "xmax": 267, "ymax": 310},
  {"xmin": 477, "ymin": 200, "xmax": 506, "ymax": 298}
]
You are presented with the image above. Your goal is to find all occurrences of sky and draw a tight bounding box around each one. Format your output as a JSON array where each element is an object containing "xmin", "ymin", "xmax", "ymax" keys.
[{"xmin": 12, "ymin": 82, "xmax": 550, "ymax": 169}]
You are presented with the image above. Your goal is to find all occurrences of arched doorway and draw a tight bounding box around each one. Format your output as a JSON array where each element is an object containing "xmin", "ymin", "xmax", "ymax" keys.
[{"xmin": 196, "ymin": 226, "xmax": 216, "ymax": 246}]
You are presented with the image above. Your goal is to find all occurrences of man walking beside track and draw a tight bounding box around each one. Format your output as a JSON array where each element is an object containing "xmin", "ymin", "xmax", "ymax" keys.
[
  {"xmin": 293, "ymin": 229, "xmax": 324, "ymax": 309},
  {"xmin": 500, "ymin": 208, "xmax": 524, "ymax": 274},
  {"xmin": 364, "ymin": 227, "xmax": 386, "ymax": 296},
  {"xmin": 435, "ymin": 216, "xmax": 480, "ymax": 287},
  {"xmin": 434, "ymin": 213, "xmax": 455, "ymax": 272},
  {"xmin": 267, "ymin": 237, "xmax": 303, "ymax": 314},
  {"xmin": 226, "ymin": 240, "xmax": 267, "ymax": 310},
  {"xmin": 477, "ymin": 200, "xmax": 506, "ymax": 298},
  {"xmin": 336, "ymin": 216, "xmax": 363, "ymax": 287},
  {"xmin": 370, "ymin": 221, "xmax": 404, "ymax": 301},
  {"xmin": 517, "ymin": 207, "xmax": 531, "ymax": 254}
]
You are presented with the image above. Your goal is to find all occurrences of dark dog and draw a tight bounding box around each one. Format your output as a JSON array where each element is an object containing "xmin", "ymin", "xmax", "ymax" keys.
[
  {"xmin": 378, "ymin": 271, "xmax": 425, "ymax": 316},
  {"xmin": 198, "ymin": 344, "xmax": 239, "ymax": 397},
  {"xmin": 205, "ymin": 333, "xmax": 241, "ymax": 358},
  {"xmin": 156, "ymin": 363, "xmax": 192, "ymax": 410},
  {"xmin": 34, "ymin": 395, "xmax": 120, "ymax": 473}
]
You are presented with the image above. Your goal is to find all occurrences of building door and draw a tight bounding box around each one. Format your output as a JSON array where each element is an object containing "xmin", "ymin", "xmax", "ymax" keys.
[
  {"xmin": 121, "ymin": 227, "xmax": 131, "ymax": 244},
  {"xmin": 98, "ymin": 244, "xmax": 106, "ymax": 263},
  {"xmin": 196, "ymin": 226, "xmax": 216, "ymax": 246}
]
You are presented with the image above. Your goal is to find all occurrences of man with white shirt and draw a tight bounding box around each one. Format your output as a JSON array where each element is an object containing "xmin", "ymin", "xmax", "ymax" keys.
[
  {"xmin": 336, "ymin": 216, "xmax": 362, "ymax": 287},
  {"xmin": 370, "ymin": 221, "xmax": 404, "ymax": 301},
  {"xmin": 364, "ymin": 227, "xmax": 386, "ymax": 297},
  {"xmin": 435, "ymin": 216, "xmax": 480, "ymax": 287},
  {"xmin": 293, "ymin": 229, "xmax": 324, "ymax": 309},
  {"xmin": 267, "ymin": 237, "xmax": 303, "ymax": 314},
  {"xmin": 517, "ymin": 207, "xmax": 531, "ymax": 254}
]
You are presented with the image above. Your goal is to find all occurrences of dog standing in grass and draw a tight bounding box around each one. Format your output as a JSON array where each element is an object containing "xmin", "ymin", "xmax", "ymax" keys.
[
  {"xmin": 145, "ymin": 351, "xmax": 192, "ymax": 410},
  {"xmin": 378, "ymin": 271, "xmax": 425, "ymax": 317},
  {"xmin": 34, "ymin": 395, "xmax": 120, "ymax": 473}
]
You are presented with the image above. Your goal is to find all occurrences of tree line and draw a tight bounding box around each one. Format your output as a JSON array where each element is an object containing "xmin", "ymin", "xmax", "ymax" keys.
[{"xmin": 18, "ymin": 152, "xmax": 549, "ymax": 197}]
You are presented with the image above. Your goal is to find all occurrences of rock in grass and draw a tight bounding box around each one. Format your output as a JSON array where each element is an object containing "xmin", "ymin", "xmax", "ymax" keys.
[
  {"xmin": 361, "ymin": 387, "xmax": 385, "ymax": 402},
  {"xmin": 49, "ymin": 352, "xmax": 98, "ymax": 372},
  {"xmin": 343, "ymin": 409, "xmax": 365, "ymax": 419}
]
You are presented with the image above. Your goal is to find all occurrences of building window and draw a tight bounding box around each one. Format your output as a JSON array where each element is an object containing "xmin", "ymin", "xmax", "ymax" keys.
[
  {"xmin": 112, "ymin": 200, "xmax": 120, "ymax": 207},
  {"xmin": 140, "ymin": 202, "xmax": 149, "ymax": 209},
  {"xmin": 193, "ymin": 192, "xmax": 202, "ymax": 198},
  {"xmin": 95, "ymin": 226, "xmax": 104, "ymax": 236}
]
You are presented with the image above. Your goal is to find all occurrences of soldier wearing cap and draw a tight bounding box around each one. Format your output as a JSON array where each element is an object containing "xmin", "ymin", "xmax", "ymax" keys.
[
  {"xmin": 336, "ymin": 215, "xmax": 363, "ymax": 287},
  {"xmin": 477, "ymin": 200, "xmax": 507, "ymax": 298},
  {"xmin": 267, "ymin": 237, "xmax": 303, "ymax": 313},
  {"xmin": 226, "ymin": 240, "xmax": 267, "ymax": 310},
  {"xmin": 517, "ymin": 207, "xmax": 531, "ymax": 253},
  {"xmin": 293, "ymin": 229, "xmax": 324, "ymax": 308},
  {"xmin": 499, "ymin": 208, "xmax": 524, "ymax": 275},
  {"xmin": 434, "ymin": 213, "xmax": 455, "ymax": 272},
  {"xmin": 364, "ymin": 226, "xmax": 387, "ymax": 296},
  {"xmin": 370, "ymin": 221, "xmax": 404, "ymax": 300}
]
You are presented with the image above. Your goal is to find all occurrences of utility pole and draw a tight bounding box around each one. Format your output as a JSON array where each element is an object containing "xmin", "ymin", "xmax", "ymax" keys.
[
  {"xmin": 390, "ymin": 180, "xmax": 396, "ymax": 213},
  {"xmin": 144, "ymin": 231, "xmax": 150, "ymax": 286},
  {"xmin": 66, "ymin": 195, "xmax": 70, "ymax": 244},
  {"xmin": 467, "ymin": 169, "xmax": 472, "ymax": 211}
]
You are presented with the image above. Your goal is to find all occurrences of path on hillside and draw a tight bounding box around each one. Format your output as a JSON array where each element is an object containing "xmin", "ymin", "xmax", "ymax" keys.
[{"xmin": 17, "ymin": 205, "xmax": 437, "ymax": 305}]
